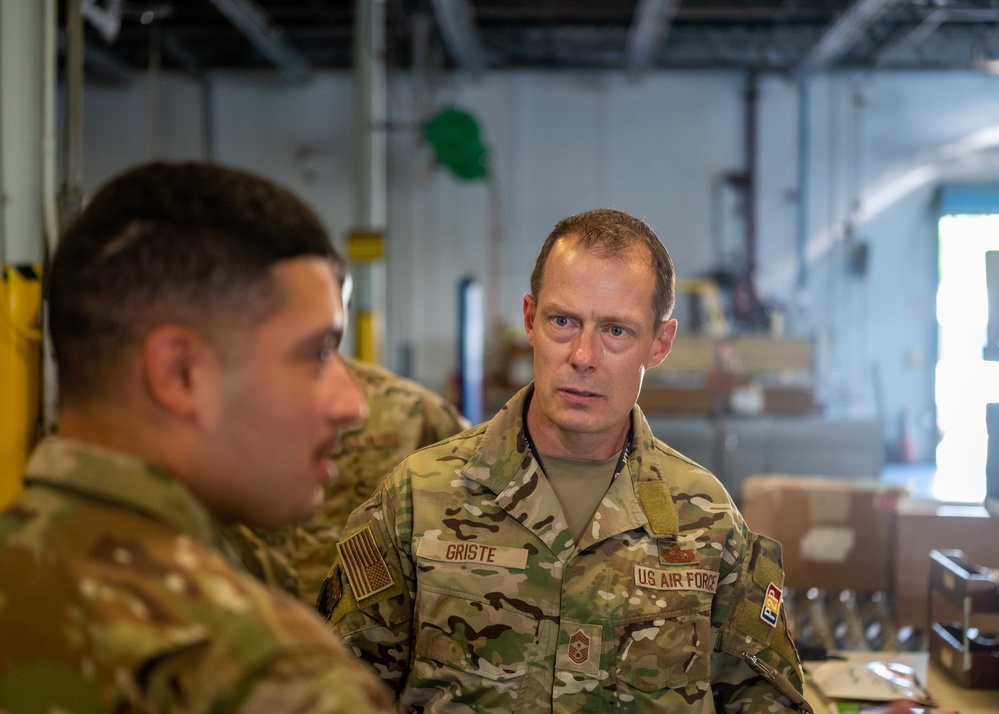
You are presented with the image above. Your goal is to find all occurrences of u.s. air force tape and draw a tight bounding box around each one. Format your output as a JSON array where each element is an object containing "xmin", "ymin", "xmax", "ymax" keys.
[
  {"xmin": 336, "ymin": 524, "xmax": 395, "ymax": 601},
  {"xmin": 634, "ymin": 564, "xmax": 719, "ymax": 593},
  {"xmin": 416, "ymin": 538, "xmax": 529, "ymax": 569}
]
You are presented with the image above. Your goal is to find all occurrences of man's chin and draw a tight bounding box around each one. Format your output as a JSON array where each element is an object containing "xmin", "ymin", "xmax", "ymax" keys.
[{"xmin": 548, "ymin": 412, "xmax": 601, "ymax": 436}]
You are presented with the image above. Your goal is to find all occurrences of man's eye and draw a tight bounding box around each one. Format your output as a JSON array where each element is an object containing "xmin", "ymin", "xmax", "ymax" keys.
[
  {"xmin": 553, "ymin": 316, "xmax": 570, "ymax": 327},
  {"xmin": 609, "ymin": 326, "xmax": 626, "ymax": 337},
  {"xmin": 318, "ymin": 342, "xmax": 335, "ymax": 363}
]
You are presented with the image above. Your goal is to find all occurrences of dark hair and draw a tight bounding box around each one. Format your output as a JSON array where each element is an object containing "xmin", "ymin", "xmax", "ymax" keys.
[
  {"xmin": 48, "ymin": 161, "xmax": 342, "ymax": 404},
  {"xmin": 529, "ymin": 208, "xmax": 675, "ymax": 322}
]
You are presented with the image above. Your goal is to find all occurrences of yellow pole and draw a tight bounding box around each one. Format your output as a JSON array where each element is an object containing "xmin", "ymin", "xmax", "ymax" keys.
[
  {"xmin": 0, "ymin": 264, "xmax": 43, "ymax": 509},
  {"xmin": 347, "ymin": 230, "xmax": 384, "ymax": 364}
]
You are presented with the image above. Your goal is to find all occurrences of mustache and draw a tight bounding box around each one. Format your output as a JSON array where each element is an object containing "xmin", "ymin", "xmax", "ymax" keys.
[{"xmin": 318, "ymin": 433, "xmax": 342, "ymax": 461}]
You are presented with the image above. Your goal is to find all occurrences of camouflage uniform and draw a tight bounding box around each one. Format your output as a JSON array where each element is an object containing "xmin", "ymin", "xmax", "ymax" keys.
[
  {"xmin": 321, "ymin": 386, "xmax": 812, "ymax": 713},
  {"xmin": 0, "ymin": 437, "xmax": 394, "ymax": 714},
  {"xmin": 229, "ymin": 357, "xmax": 470, "ymax": 606}
]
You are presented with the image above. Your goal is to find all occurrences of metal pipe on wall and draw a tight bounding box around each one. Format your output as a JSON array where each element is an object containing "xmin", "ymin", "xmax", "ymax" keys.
[
  {"xmin": 62, "ymin": 0, "xmax": 85, "ymax": 226},
  {"xmin": 797, "ymin": 81, "xmax": 810, "ymax": 290},
  {"xmin": 41, "ymin": 0, "xmax": 59, "ymax": 256},
  {"xmin": 744, "ymin": 72, "xmax": 758, "ymax": 288},
  {"xmin": 351, "ymin": 0, "xmax": 388, "ymax": 364},
  {"xmin": 1, "ymin": 0, "xmax": 47, "ymax": 265}
]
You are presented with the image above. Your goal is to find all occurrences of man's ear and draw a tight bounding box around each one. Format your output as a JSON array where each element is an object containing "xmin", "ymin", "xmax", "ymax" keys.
[
  {"xmin": 645, "ymin": 318, "xmax": 677, "ymax": 370},
  {"xmin": 140, "ymin": 324, "xmax": 216, "ymax": 421},
  {"xmin": 523, "ymin": 293, "xmax": 536, "ymax": 345}
]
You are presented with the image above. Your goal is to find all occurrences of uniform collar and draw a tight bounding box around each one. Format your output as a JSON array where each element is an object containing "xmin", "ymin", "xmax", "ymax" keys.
[
  {"xmin": 24, "ymin": 436, "xmax": 239, "ymax": 561},
  {"xmin": 462, "ymin": 386, "xmax": 679, "ymax": 540}
]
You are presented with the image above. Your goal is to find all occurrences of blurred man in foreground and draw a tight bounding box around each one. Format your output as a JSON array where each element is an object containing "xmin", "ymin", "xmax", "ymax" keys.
[{"xmin": 0, "ymin": 161, "xmax": 393, "ymax": 713}]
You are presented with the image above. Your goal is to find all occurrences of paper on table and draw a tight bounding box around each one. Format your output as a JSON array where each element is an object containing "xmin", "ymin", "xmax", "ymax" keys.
[{"xmin": 808, "ymin": 652, "xmax": 938, "ymax": 706}]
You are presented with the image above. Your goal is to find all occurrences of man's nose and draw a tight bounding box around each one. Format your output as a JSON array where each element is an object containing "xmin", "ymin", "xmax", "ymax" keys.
[
  {"xmin": 326, "ymin": 357, "xmax": 368, "ymax": 427},
  {"xmin": 570, "ymin": 328, "xmax": 599, "ymax": 370}
]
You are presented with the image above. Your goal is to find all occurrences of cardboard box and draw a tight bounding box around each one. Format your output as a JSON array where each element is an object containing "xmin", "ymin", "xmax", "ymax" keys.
[
  {"xmin": 893, "ymin": 499, "xmax": 999, "ymax": 629},
  {"xmin": 638, "ymin": 386, "xmax": 718, "ymax": 414},
  {"xmin": 762, "ymin": 386, "xmax": 817, "ymax": 415},
  {"xmin": 639, "ymin": 372, "xmax": 738, "ymax": 415},
  {"xmin": 741, "ymin": 475, "xmax": 907, "ymax": 592},
  {"xmin": 650, "ymin": 335, "xmax": 813, "ymax": 375}
]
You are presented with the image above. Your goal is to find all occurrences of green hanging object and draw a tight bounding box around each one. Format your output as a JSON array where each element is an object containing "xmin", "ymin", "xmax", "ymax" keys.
[{"xmin": 423, "ymin": 108, "xmax": 489, "ymax": 181}]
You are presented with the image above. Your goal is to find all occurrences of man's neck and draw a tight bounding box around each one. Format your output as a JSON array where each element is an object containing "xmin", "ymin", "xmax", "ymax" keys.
[
  {"xmin": 524, "ymin": 398, "xmax": 630, "ymax": 461},
  {"xmin": 56, "ymin": 402, "xmax": 187, "ymax": 475}
]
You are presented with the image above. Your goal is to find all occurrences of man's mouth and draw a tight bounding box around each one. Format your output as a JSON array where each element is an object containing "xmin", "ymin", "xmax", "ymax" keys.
[
  {"xmin": 560, "ymin": 387, "xmax": 601, "ymax": 399},
  {"xmin": 316, "ymin": 437, "xmax": 340, "ymax": 483}
]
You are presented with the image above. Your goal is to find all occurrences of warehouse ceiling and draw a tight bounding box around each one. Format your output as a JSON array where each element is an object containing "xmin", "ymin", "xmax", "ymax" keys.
[{"xmin": 72, "ymin": 0, "xmax": 999, "ymax": 84}]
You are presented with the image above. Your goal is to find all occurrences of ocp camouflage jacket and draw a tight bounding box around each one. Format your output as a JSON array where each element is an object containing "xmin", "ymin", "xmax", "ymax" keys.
[
  {"xmin": 0, "ymin": 437, "xmax": 393, "ymax": 714},
  {"xmin": 322, "ymin": 385, "xmax": 812, "ymax": 713}
]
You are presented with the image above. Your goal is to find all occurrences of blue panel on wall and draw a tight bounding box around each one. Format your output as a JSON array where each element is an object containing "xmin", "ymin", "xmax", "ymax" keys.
[{"xmin": 939, "ymin": 186, "xmax": 999, "ymax": 215}]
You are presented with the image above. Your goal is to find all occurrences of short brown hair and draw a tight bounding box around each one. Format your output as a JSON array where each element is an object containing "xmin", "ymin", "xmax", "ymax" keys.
[
  {"xmin": 48, "ymin": 161, "xmax": 343, "ymax": 405},
  {"xmin": 529, "ymin": 208, "xmax": 675, "ymax": 322}
]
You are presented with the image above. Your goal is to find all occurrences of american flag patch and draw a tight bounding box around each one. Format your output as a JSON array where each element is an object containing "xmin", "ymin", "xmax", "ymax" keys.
[{"xmin": 336, "ymin": 525, "xmax": 394, "ymax": 601}]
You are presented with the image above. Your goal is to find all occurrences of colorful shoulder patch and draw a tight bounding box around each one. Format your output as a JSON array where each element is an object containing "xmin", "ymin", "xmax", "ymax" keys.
[
  {"xmin": 335, "ymin": 524, "xmax": 396, "ymax": 601},
  {"xmin": 761, "ymin": 581, "xmax": 782, "ymax": 627}
]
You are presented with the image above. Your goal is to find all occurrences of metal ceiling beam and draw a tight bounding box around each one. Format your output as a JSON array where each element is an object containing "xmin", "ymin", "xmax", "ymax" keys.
[
  {"xmin": 626, "ymin": 0, "xmax": 681, "ymax": 77},
  {"xmin": 162, "ymin": 33, "xmax": 204, "ymax": 77},
  {"xmin": 876, "ymin": 8, "xmax": 947, "ymax": 66},
  {"xmin": 795, "ymin": 0, "xmax": 905, "ymax": 79},
  {"xmin": 429, "ymin": 0, "xmax": 485, "ymax": 73},
  {"xmin": 82, "ymin": 40, "xmax": 134, "ymax": 84},
  {"xmin": 207, "ymin": 0, "xmax": 310, "ymax": 82}
]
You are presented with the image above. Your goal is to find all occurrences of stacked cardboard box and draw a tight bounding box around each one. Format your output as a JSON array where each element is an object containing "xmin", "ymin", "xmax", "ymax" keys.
[{"xmin": 741, "ymin": 475, "xmax": 907, "ymax": 592}]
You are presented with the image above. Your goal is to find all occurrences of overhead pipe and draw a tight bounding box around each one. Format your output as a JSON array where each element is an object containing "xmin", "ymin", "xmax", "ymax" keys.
[
  {"xmin": 429, "ymin": 0, "xmax": 485, "ymax": 73},
  {"xmin": 795, "ymin": 0, "xmax": 905, "ymax": 79},
  {"xmin": 207, "ymin": 0, "xmax": 311, "ymax": 82},
  {"xmin": 79, "ymin": 40, "xmax": 133, "ymax": 84},
  {"xmin": 796, "ymin": 81, "xmax": 810, "ymax": 289},
  {"xmin": 626, "ymin": 0, "xmax": 680, "ymax": 77}
]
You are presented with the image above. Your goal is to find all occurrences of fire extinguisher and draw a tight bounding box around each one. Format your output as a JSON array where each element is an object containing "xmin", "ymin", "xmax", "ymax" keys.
[{"xmin": 0, "ymin": 263, "xmax": 43, "ymax": 509}]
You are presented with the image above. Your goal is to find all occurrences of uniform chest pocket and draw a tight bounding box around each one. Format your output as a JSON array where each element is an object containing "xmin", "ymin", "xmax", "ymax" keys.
[
  {"xmin": 413, "ymin": 588, "xmax": 540, "ymax": 682},
  {"xmin": 614, "ymin": 605, "xmax": 711, "ymax": 692}
]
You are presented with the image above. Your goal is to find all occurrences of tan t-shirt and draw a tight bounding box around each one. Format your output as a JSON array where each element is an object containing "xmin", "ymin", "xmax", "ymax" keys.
[{"xmin": 540, "ymin": 452, "xmax": 618, "ymax": 543}]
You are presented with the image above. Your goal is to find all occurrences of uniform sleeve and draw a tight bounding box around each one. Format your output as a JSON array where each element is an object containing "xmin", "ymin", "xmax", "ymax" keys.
[
  {"xmin": 418, "ymin": 394, "xmax": 471, "ymax": 447},
  {"xmin": 710, "ymin": 524, "xmax": 813, "ymax": 713},
  {"xmin": 315, "ymin": 474, "xmax": 416, "ymax": 697},
  {"xmin": 130, "ymin": 589, "xmax": 397, "ymax": 714},
  {"xmin": 234, "ymin": 652, "xmax": 395, "ymax": 714},
  {"xmin": 224, "ymin": 523, "xmax": 301, "ymax": 599}
]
